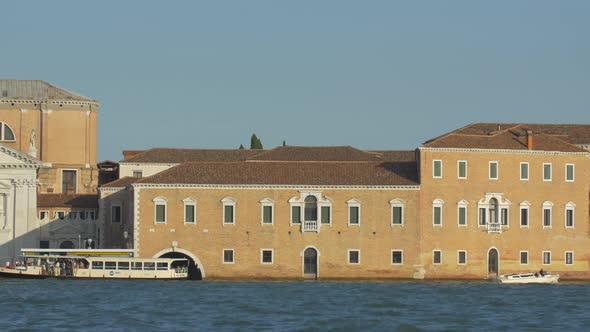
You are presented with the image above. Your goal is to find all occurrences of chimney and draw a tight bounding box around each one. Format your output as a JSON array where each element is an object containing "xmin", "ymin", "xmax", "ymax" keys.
[{"xmin": 527, "ymin": 130, "xmax": 533, "ymax": 150}]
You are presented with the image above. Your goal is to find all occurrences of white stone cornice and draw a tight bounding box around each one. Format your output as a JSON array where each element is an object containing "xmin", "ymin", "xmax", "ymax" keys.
[
  {"xmin": 132, "ymin": 183, "xmax": 421, "ymax": 191},
  {"xmin": 1, "ymin": 99, "xmax": 99, "ymax": 107},
  {"xmin": 0, "ymin": 144, "xmax": 42, "ymax": 168},
  {"xmin": 419, "ymin": 147, "xmax": 590, "ymax": 156}
]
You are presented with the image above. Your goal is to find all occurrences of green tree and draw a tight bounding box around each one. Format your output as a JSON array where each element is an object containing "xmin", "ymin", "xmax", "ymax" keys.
[
  {"xmin": 250, "ymin": 133, "xmax": 263, "ymax": 149},
  {"xmin": 239, "ymin": 144, "xmax": 245, "ymax": 150},
  {"xmin": 282, "ymin": 140, "xmax": 286, "ymax": 147}
]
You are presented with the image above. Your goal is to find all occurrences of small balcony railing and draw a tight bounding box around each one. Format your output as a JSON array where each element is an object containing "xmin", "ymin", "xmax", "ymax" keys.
[
  {"xmin": 302, "ymin": 220, "xmax": 319, "ymax": 232},
  {"xmin": 488, "ymin": 223, "xmax": 502, "ymax": 234}
]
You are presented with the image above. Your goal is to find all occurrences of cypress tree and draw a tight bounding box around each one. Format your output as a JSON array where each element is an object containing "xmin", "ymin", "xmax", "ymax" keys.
[
  {"xmin": 282, "ymin": 140, "xmax": 286, "ymax": 147},
  {"xmin": 250, "ymin": 133, "xmax": 263, "ymax": 149},
  {"xmin": 239, "ymin": 144, "xmax": 245, "ymax": 150}
]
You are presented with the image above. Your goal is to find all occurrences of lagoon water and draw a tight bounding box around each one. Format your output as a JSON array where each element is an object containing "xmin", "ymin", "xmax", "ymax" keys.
[{"xmin": 0, "ymin": 279, "xmax": 588, "ymax": 331}]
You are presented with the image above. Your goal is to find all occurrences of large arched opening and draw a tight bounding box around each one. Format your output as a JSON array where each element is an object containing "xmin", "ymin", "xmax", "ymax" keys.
[{"xmin": 154, "ymin": 248, "xmax": 204, "ymax": 280}]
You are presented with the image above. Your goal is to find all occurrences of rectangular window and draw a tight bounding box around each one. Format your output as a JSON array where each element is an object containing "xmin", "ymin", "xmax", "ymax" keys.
[
  {"xmin": 543, "ymin": 208, "xmax": 551, "ymax": 227},
  {"xmin": 105, "ymin": 262, "xmax": 116, "ymax": 270},
  {"xmin": 543, "ymin": 163, "xmax": 552, "ymax": 181},
  {"xmin": 391, "ymin": 250, "xmax": 403, "ymax": 265},
  {"xmin": 111, "ymin": 205, "xmax": 121, "ymax": 223},
  {"xmin": 131, "ymin": 262, "xmax": 142, "ymax": 270},
  {"xmin": 321, "ymin": 206, "xmax": 331, "ymax": 224},
  {"xmin": 39, "ymin": 211, "xmax": 48, "ymax": 220},
  {"xmin": 458, "ymin": 251, "xmax": 467, "ymax": 265},
  {"xmin": 520, "ymin": 162, "xmax": 529, "ymax": 180},
  {"xmin": 224, "ymin": 205, "xmax": 234, "ymax": 224},
  {"xmin": 520, "ymin": 207, "xmax": 529, "ymax": 227},
  {"xmin": 479, "ymin": 208, "xmax": 486, "ymax": 225},
  {"xmin": 565, "ymin": 251, "xmax": 574, "ymax": 265},
  {"xmin": 348, "ymin": 250, "xmax": 360, "ymax": 264},
  {"xmin": 133, "ymin": 171, "xmax": 143, "ymax": 178},
  {"xmin": 543, "ymin": 251, "xmax": 551, "ymax": 265},
  {"xmin": 520, "ymin": 251, "xmax": 528, "ymax": 265},
  {"xmin": 489, "ymin": 161, "xmax": 498, "ymax": 180},
  {"xmin": 433, "ymin": 206, "xmax": 442, "ymax": 226},
  {"xmin": 501, "ymin": 208, "xmax": 508, "ymax": 226},
  {"xmin": 57, "ymin": 211, "xmax": 65, "ymax": 220},
  {"xmin": 392, "ymin": 206, "xmax": 403, "ymax": 225},
  {"xmin": 39, "ymin": 240, "xmax": 50, "ymax": 249},
  {"xmin": 291, "ymin": 206, "xmax": 301, "ymax": 224},
  {"xmin": 144, "ymin": 262, "xmax": 155, "ymax": 271},
  {"xmin": 262, "ymin": 206, "xmax": 273, "ymax": 224},
  {"xmin": 433, "ymin": 160, "xmax": 442, "ymax": 178},
  {"xmin": 566, "ymin": 208, "xmax": 574, "ymax": 228},
  {"xmin": 223, "ymin": 249, "xmax": 234, "ymax": 264},
  {"xmin": 185, "ymin": 204, "xmax": 196, "ymax": 224},
  {"xmin": 261, "ymin": 249, "xmax": 273, "ymax": 264},
  {"xmin": 458, "ymin": 161, "xmax": 467, "ymax": 179},
  {"xmin": 458, "ymin": 206, "xmax": 467, "ymax": 226},
  {"xmin": 155, "ymin": 204, "xmax": 166, "ymax": 224},
  {"xmin": 157, "ymin": 262, "xmax": 168, "ymax": 270},
  {"xmin": 117, "ymin": 262, "xmax": 130, "ymax": 270},
  {"xmin": 566, "ymin": 164, "xmax": 574, "ymax": 182},
  {"xmin": 433, "ymin": 250, "xmax": 442, "ymax": 264},
  {"xmin": 91, "ymin": 261, "xmax": 104, "ymax": 270},
  {"xmin": 349, "ymin": 206, "xmax": 359, "ymax": 225},
  {"xmin": 62, "ymin": 170, "xmax": 77, "ymax": 194}
]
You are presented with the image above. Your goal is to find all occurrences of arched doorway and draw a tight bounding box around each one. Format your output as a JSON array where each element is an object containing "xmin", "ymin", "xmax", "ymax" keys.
[
  {"xmin": 303, "ymin": 247, "xmax": 318, "ymax": 279},
  {"xmin": 155, "ymin": 249, "xmax": 204, "ymax": 280},
  {"xmin": 59, "ymin": 241, "xmax": 75, "ymax": 249},
  {"xmin": 488, "ymin": 248, "xmax": 499, "ymax": 277}
]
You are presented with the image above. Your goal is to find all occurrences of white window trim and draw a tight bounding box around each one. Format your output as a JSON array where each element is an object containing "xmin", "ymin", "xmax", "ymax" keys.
[
  {"xmin": 457, "ymin": 200, "xmax": 468, "ymax": 227},
  {"xmin": 55, "ymin": 211, "xmax": 66, "ymax": 220},
  {"xmin": 260, "ymin": 198, "xmax": 274, "ymax": 225},
  {"xmin": 39, "ymin": 210, "xmax": 49, "ymax": 221},
  {"xmin": 543, "ymin": 163, "xmax": 552, "ymax": 181},
  {"xmin": 433, "ymin": 249, "xmax": 442, "ymax": 265},
  {"xmin": 347, "ymin": 249, "xmax": 361, "ymax": 265},
  {"xmin": 457, "ymin": 160, "xmax": 467, "ymax": 179},
  {"xmin": 347, "ymin": 199, "xmax": 361, "ymax": 226},
  {"xmin": 542, "ymin": 201, "xmax": 553, "ymax": 228},
  {"xmin": 457, "ymin": 250, "xmax": 467, "ymax": 265},
  {"xmin": 390, "ymin": 198, "xmax": 404, "ymax": 226},
  {"xmin": 222, "ymin": 248, "xmax": 235, "ymax": 264},
  {"xmin": 289, "ymin": 192, "xmax": 332, "ymax": 229},
  {"xmin": 542, "ymin": 251, "xmax": 551, "ymax": 265},
  {"xmin": 433, "ymin": 160, "xmax": 442, "ymax": 178},
  {"xmin": 261, "ymin": 248, "xmax": 274, "ymax": 264},
  {"xmin": 565, "ymin": 202, "xmax": 575, "ymax": 229},
  {"xmin": 565, "ymin": 164, "xmax": 575, "ymax": 182},
  {"xmin": 132, "ymin": 170, "xmax": 143, "ymax": 178},
  {"xmin": 477, "ymin": 194, "xmax": 511, "ymax": 227},
  {"xmin": 0, "ymin": 122, "xmax": 16, "ymax": 142},
  {"xmin": 520, "ymin": 250, "xmax": 529, "ymax": 265},
  {"xmin": 182, "ymin": 198, "xmax": 197, "ymax": 225},
  {"xmin": 432, "ymin": 199, "xmax": 444, "ymax": 227},
  {"xmin": 488, "ymin": 161, "xmax": 499, "ymax": 180},
  {"xmin": 391, "ymin": 249, "xmax": 404, "ymax": 265},
  {"xmin": 520, "ymin": 162, "xmax": 529, "ymax": 181},
  {"xmin": 289, "ymin": 202, "xmax": 302, "ymax": 226},
  {"xmin": 61, "ymin": 169, "xmax": 79, "ymax": 193},
  {"xmin": 153, "ymin": 196, "xmax": 167, "ymax": 224},
  {"xmin": 111, "ymin": 203, "xmax": 122, "ymax": 223},
  {"xmin": 222, "ymin": 197, "xmax": 237, "ymax": 225},
  {"xmin": 519, "ymin": 201, "xmax": 530, "ymax": 228},
  {"xmin": 500, "ymin": 207, "xmax": 510, "ymax": 227},
  {"xmin": 565, "ymin": 251, "xmax": 574, "ymax": 265}
]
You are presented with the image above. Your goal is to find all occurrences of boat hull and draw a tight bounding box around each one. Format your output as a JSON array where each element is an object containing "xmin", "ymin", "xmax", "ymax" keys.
[{"xmin": 497, "ymin": 273, "xmax": 559, "ymax": 284}]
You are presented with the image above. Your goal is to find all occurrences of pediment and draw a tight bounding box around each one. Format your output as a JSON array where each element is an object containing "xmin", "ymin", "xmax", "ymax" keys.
[
  {"xmin": 0, "ymin": 144, "xmax": 42, "ymax": 167},
  {"xmin": 50, "ymin": 223, "xmax": 83, "ymax": 235}
]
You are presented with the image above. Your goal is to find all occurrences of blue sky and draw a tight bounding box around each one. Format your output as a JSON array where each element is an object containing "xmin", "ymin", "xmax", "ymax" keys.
[{"xmin": 2, "ymin": 1, "xmax": 589, "ymax": 161}]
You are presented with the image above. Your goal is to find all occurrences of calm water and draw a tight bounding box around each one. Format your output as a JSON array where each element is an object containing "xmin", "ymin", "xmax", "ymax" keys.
[{"xmin": 0, "ymin": 279, "xmax": 588, "ymax": 331}]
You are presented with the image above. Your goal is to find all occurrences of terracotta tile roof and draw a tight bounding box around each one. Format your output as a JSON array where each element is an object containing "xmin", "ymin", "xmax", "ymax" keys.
[
  {"xmin": 101, "ymin": 177, "xmax": 141, "ymax": 188},
  {"xmin": 0, "ymin": 80, "xmax": 97, "ymax": 103},
  {"xmin": 38, "ymin": 194, "xmax": 99, "ymax": 209},
  {"xmin": 369, "ymin": 150, "xmax": 417, "ymax": 162},
  {"xmin": 136, "ymin": 161, "xmax": 419, "ymax": 186},
  {"xmin": 246, "ymin": 146, "xmax": 384, "ymax": 162},
  {"xmin": 423, "ymin": 123, "xmax": 590, "ymax": 152},
  {"xmin": 121, "ymin": 148, "xmax": 264, "ymax": 163}
]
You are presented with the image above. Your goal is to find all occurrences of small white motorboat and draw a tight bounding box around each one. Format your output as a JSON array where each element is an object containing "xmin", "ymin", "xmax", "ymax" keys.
[{"xmin": 497, "ymin": 272, "xmax": 559, "ymax": 284}]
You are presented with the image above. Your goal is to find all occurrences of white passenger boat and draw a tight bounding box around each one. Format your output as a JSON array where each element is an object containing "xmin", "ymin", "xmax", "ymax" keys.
[
  {"xmin": 0, "ymin": 254, "xmax": 188, "ymax": 280},
  {"xmin": 497, "ymin": 272, "xmax": 559, "ymax": 284}
]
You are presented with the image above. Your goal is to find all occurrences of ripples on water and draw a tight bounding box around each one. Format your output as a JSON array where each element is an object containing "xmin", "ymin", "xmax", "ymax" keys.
[{"xmin": 0, "ymin": 279, "xmax": 589, "ymax": 331}]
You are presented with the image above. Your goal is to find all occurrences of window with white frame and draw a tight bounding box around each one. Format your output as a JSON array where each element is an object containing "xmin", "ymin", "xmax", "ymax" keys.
[
  {"xmin": 458, "ymin": 160, "xmax": 467, "ymax": 179},
  {"xmin": 457, "ymin": 250, "xmax": 467, "ymax": 265},
  {"xmin": 543, "ymin": 163, "xmax": 552, "ymax": 181},
  {"xmin": 347, "ymin": 199, "xmax": 361, "ymax": 226},
  {"xmin": 565, "ymin": 164, "xmax": 574, "ymax": 182},
  {"xmin": 68, "ymin": 211, "xmax": 78, "ymax": 220},
  {"xmin": 111, "ymin": 205, "xmax": 121, "ymax": 223},
  {"xmin": 565, "ymin": 251, "xmax": 574, "ymax": 265},
  {"xmin": 261, "ymin": 249, "xmax": 273, "ymax": 264},
  {"xmin": 520, "ymin": 202, "xmax": 530, "ymax": 227},
  {"xmin": 289, "ymin": 192, "xmax": 332, "ymax": 229},
  {"xmin": 501, "ymin": 207, "xmax": 509, "ymax": 226},
  {"xmin": 489, "ymin": 161, "xmax": 498, "ymax": 180},
  {"xmin": 433, "ymin": 250, "xmax": 442, "ymax": 264},
  {"xmin": 56, "ymin": 211, "xmax": 65, "ymax": 220},
  {"xmin": 520, "ymin": 162, "xmax": 529, "ymax": 180},
  {"xmin": 520, "ymin": 251, "xmax": 528, "ymax": 265},
  {"xmin": 260, "ymin": 198, "xmax": 274, "ymax": 225},
  {"xmin": 183, "ymin": 198, "xmax": 196, "ymax": 224},
  {"xmin": 39, "ymin": 211, "xmax": 49, "ymax": 220},
  {"xmin": 223, "ymin": 249, "xmax": 234, "ymax": 264},
  {"xmin": 0, "ymin": 122, "xmax": 15, "ymax": 141},
  {"xmin": 391, "ymin": 250, "xmax": 403, "ymax": 265},
  {"xmin": 321, "ymin": 206, "xmax": 331, "ymax": 225},
  {"xmin": 222, "ymin": 197, "xmax": 236, "ymax": 225},
  {"xmin": 153, "ymin": 197, "xmax": 167, "ymax": 224},
  {"xmin": 433, "ymin": 199, "xmax": 444, "ymax": 226},
  {"xmin": 565, "ymin": 202, "xmax": 575, "ymax": 228},
  {"xmin": 132, "ymin": 170, "xmax": 143, "ymax": 178},
  {"xmin": 477, "ymin": 194, "xmax": 510, "ymax": 227},
  {"xmin": 348, "ymin": 249, "xmax": 360, "ymax": 264},
  {"xmin": 457, "ymin": 200, "xmax": 468, "ymax": 226},
  {"xmin": 542, "ymin": 201, "xmax": 553, "ymax": 228},
  {"xmin": 291, "ymin": 205, "xmax": 301, "ymax": 225},
  {"xmin": 433, "ymin": 160, "xmax": 442, "ymax": 178},
  {"xmin": 390, "ymin": 199, "xmax": 404, "ymax": 226},
  {"xmin": 542, "ymin": 251, "xmax": 551, "ymax": 265}
]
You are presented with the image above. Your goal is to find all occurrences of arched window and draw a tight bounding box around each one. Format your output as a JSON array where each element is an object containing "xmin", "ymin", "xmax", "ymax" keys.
[
  {"xmin": 304, "ymin": 195, "xmax": 318, "ymax": 221},
  {"xmin": 0, "ymin": 122, "xmax": 15, "ymax": 141},
  {"xmin": 489, "ymin": 198, "xmax": 499, "ymax": 224},
  {"xmin": 60, "ymin": 240, "xmax": 75, "ymax": 249}
]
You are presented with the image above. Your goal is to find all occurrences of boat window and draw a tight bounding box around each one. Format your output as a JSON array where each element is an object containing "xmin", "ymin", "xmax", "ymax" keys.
[
  {"xmin": 92, "ymin": 261, "xmax": 104, "ymax": 269},
  {"xmin": 144, "ymin": 262, "xmax": 155, "ymax": 270},
  {"xmin": 105, "ymin": 262, "xmax": 116, "ymax": 270},
  {"xmin": 131, "ymin": 262, "xmax": 142, "ymax": 270},
  {"xmin": 157, "ymin": 262, "xmax": 168, "ymax": 270},
  {"xmin": 118, "ymin": 262, "xmax": 130, "ymax": 270}
]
